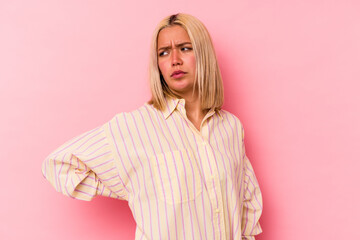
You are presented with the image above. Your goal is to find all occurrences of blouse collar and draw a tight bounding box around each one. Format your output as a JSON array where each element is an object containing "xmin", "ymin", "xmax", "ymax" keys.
[{"xmin": 162, "ymin": 96, "xmax": 223, "ymax": 121}]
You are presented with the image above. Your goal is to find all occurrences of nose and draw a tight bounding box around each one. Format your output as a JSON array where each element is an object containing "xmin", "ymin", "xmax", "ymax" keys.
[{"xmin": 171, "ymin": 49, "xmax": 182, "ymax": 66}]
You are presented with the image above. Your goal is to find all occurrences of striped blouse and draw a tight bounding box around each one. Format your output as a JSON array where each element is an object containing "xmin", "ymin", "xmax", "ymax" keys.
[{"xmin": 42, "ymin": 96, "xmax": 263, "ymax": 240}]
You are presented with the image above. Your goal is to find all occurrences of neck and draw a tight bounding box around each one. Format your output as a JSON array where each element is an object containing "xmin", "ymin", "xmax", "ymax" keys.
[{"xmin": 180, "ymin": 92, "xmax": 208, "ymax": 128}]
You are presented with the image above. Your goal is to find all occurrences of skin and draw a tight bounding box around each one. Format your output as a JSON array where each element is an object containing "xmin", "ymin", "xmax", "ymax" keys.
[{"xmin": 157, "ymin": 25, "xmax": 207, "ymax": 131}]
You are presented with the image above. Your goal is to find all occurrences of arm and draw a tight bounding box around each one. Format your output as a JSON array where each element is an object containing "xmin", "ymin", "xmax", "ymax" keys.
[
  {"xmin": 41, "ymin": 124, "xmax": 127, "ymax": 201},
  {"xmin": 240, "ymin": 125, "xmax": 263, "ymax": 239},
  {"xmin": 241, "ymin": 155, "xmax": 263, "ymax": 239}
]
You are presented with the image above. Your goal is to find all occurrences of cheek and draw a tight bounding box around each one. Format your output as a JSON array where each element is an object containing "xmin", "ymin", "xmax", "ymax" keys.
[
  {"xmin": 188, "ymin": 55, "xmax": 196, "ymax": 72},
  {"xmin": 158, "ymin": 61, "xmax": 167, "ymax": 75}
]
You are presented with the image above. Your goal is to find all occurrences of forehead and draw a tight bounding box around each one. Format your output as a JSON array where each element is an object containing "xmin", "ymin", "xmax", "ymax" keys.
[{"xmin": 157, "ymin": 25, "xmax": 191, "ymax": 47}]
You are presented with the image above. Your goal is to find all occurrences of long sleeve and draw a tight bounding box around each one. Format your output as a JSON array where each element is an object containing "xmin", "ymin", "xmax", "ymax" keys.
[
  {"xmin": 240, "ymin": 126, "xmax": 263, "ymax": 239},
  {"xmin": 241, "ymin": 156, "xmax": 263, "ymax": 239},
  {"xmin": 41, "ymin": 124, "xmax": 127, "ymax": 201}
]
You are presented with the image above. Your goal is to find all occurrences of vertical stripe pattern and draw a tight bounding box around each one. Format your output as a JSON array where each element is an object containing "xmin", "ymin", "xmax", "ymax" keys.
[{"xmin": 42, "ymin": 96, "xmax": 263, "ymax": 239}]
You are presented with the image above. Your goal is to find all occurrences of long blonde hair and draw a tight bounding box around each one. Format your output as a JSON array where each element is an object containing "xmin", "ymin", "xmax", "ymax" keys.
[{"xmin": 148, "ymin": 13, "xmax": 224, "ymax": 111}]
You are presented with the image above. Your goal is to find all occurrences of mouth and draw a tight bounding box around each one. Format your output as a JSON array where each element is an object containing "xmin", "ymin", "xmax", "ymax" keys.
[{"xmin": 171, "ymin": 70, "xmax": 186, "ymax": 79}]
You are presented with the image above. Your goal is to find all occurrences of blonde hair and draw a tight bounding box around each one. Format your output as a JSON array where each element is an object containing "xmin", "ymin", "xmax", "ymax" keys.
[{"xmin": 147, "ymin": 13, "xmax": 224, "ymax": 111}]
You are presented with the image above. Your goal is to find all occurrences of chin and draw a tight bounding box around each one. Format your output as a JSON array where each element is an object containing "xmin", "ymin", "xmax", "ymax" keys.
[
  {"xmin": 171, "ymin": 88, "xmax": 194, "ymax": 96},
  {"xmin": 171, "ymin": 82, "xmax": 192, "ymax": 90}
]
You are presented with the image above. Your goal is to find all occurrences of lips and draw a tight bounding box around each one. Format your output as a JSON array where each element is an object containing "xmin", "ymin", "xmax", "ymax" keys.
[
  {"xmin": 171, "ymin": 70, "xmax": 186, "ymax": 78},
  {"xmin": 171, "ymin": 70, "xmax": 185, "ymax": 77}
]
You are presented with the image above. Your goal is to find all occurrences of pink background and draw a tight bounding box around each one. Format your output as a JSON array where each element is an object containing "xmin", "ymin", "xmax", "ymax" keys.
[{"xmin": 1, "ymin": 0, "xmax": 359, "ymax": 239}]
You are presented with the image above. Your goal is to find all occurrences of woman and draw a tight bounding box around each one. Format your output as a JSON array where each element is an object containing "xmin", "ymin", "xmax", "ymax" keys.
[{"xmin": 42, "ymin": 13, "xmax": 263, "ymax": 240}]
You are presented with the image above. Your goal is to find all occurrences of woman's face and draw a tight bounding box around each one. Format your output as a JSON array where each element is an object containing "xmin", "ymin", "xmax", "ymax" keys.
[{"xmin": 157, "ymin": 25, "xmax": 196, "ymax": 97}]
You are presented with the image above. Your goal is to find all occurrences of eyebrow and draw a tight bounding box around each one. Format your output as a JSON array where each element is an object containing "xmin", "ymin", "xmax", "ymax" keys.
[{"xmin": 158, "ymin": 42, "xmax": 192, "ymax": 52}]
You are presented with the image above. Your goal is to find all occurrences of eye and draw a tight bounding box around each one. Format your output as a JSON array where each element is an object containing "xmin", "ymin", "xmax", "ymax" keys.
[
  {"xmin": 158, "ymin": 51, "xmax": 169, "ymax": 57},
  {"xmin": 181, "ymin": 47, "xmax": 192, "ymax": 51}
]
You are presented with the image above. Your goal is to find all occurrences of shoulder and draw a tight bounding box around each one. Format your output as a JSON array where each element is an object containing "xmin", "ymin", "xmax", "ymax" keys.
[
  {"xmin": 218, "ymin": 109, "xmax": 245, "ymax": 140},
  {"xmin": 105, "ymin": 103, "xmax": 159, "ymax": 129},
  {"xmin": 219, "ymin": 109, "xmax": 244, "ymax": 128}
]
